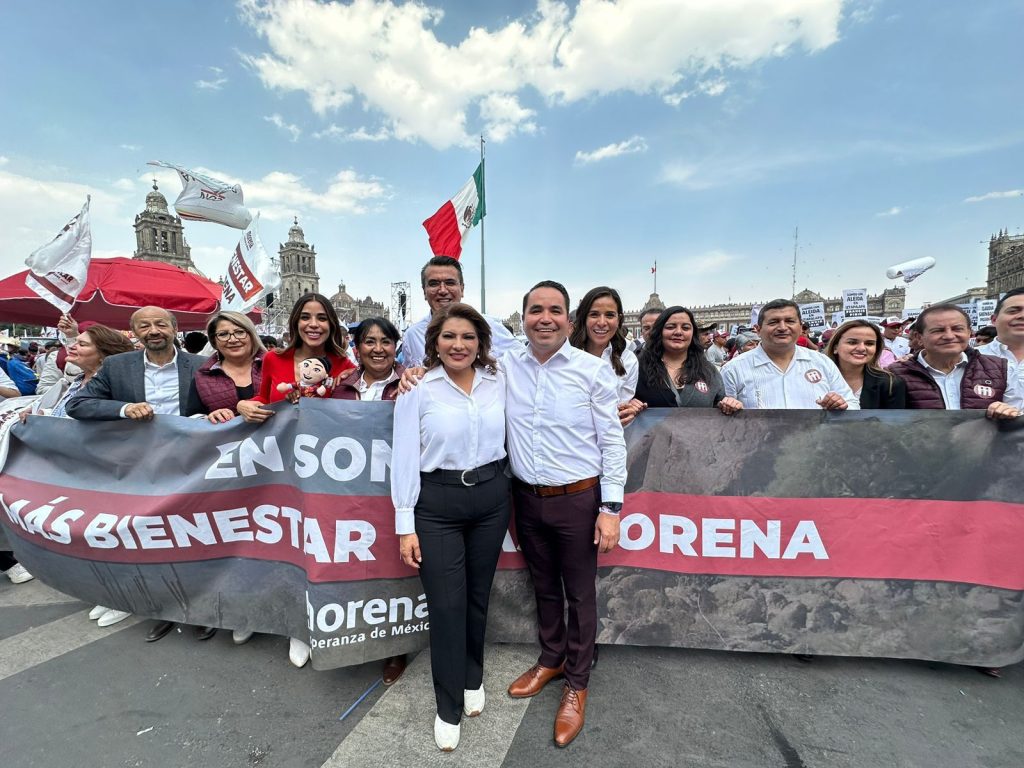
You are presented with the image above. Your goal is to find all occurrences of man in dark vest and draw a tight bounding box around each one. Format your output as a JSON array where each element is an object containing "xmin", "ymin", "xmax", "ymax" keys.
[{"xmin": 888, "ymin": 303, "xmax": 1020, "ymax": 418}]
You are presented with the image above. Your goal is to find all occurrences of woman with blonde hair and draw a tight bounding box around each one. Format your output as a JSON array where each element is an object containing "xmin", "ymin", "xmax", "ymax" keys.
[{"xmin": 186, "ymin": 310, "xmax": 266, "ymax": 423}]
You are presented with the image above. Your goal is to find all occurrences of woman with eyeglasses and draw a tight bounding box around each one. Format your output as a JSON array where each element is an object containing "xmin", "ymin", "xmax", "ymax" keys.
[{"xmin": 186, "ymin": 311, "xmax": 267, "ymax": 423}]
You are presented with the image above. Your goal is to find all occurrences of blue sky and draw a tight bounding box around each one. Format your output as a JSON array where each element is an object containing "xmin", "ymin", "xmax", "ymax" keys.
[{"xmin": 1, "ymin": 0, "xmax": 1022, "ymax": 322}]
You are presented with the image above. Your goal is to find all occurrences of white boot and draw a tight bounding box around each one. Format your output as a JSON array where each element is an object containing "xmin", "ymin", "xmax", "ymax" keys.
[
  {"xmin": 288, "ymin": 637, "xmax": 310, "ymax": 668},
  {"xmin": 97, "ymin": 609, "xmax": 132, "ymax": 627},
  {"xmin": 89, "ymin": 605, "xmax": 109, "ymax": 620},
  {"xmin": 434, "ymin": 715, "xmax": 460, "ymax": 752},
  {"xmin": 463, "ymin": 686, "xmax": 485, "ymax": 717},
  {"xmin": 232, "ymin": 630, "xmax": 254, "ymax": 645},
  {"xmin": 5, "ymin": 564, "xmax": 33, "ymax": 584}
]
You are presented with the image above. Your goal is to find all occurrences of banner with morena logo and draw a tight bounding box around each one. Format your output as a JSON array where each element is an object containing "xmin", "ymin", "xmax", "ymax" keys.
[{"xmin": 2, "ymin": 401, "xmax": 1022, "ymax": 669}]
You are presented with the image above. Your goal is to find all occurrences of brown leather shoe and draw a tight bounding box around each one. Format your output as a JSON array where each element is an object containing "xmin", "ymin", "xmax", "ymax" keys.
[
  {"xmin": 554, "ymin": 684, "xmax": 587, "ymax": 747},
  {"xmin": 382, "ymin": 654, "xmax": 407, "ymax": 686},
  {"xmin": 507, "ymin": 662, "xmax": 564, "ymax": 698}
]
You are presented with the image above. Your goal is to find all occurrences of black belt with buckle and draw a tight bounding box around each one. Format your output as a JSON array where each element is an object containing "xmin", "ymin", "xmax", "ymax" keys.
[{"xmin": 422, "ymin": 460, "xmax": 503, "ymax": 487}]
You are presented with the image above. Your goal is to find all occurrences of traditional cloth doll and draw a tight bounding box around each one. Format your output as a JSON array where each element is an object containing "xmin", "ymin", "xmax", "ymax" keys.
[{"xmin": 277, "ymin": 356, "xmax": 333, "ymax": 398}]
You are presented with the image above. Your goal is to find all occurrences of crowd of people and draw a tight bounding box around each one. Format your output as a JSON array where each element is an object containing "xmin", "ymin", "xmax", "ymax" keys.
[{"xmin": 1, "ymin": 254, "xmax": 1022, "ymax": 751}]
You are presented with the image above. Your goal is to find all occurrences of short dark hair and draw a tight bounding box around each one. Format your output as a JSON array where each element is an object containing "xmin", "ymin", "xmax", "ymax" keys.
[
  {"xmin": 912, "ymin": 303, "xmax": 971, "ymax": 333},
  {"xmin": 522, "ymin": 280, "xmax": 570, "ymax": 313},
  {"xmin": 976, "ymin": 324, "xmax": 997, "ymax": 339},
  {"xmin": 259, "ymin": 335, "xmax": 279, "ymax": 349},
  {"xmin": 757, "ymin": 299, "xmax": 800, "ymax": 326},
  {"xmin": 641, "ymin": 308, "xmax": 662, "ymax": 321},
  {"xmin": 420, "ymin": 256, "xmax": 464, "ymax": 289},
  {"xmin": 993, "ymin": 287, "xmax": 1024, "ymax": 317},
  {"xmin": 353, "ymin": 317, "xmax": 400, "ymax": 346}
]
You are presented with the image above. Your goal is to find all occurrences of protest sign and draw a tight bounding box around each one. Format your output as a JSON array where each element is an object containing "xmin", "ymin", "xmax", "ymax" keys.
[
  {"xmin": 798, "ymin": 302, "xmax": 826, "ymax": 331},
  {"xmin": 976, "ymin": 299, "xmax": 997, "ymax": 322},
  {"xmin": 3, "ymin": 404, "xmax": 1023, "ymax": 669},
  {"xmin": 842, "ymin": 289, "xmax": 868, "ymax": 318}
]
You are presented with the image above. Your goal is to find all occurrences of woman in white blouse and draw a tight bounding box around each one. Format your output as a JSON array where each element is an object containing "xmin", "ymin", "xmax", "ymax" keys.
[
  {"xmin": 391, "ymin": 303, "xmax": 510, "ymax": 752},
  {"xmin": 569, "ymin": 286, "xmax": 641, "ymax": 424}
]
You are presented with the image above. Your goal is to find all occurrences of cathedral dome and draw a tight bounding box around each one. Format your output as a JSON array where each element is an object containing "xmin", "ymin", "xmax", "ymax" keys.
[
  {"xmin": 145, "ymin": 181, "xmax": 169, "ymax": 213},
  {"xmin": 288, "ymin": 216, "xmax": 306, "ymax": 244}
]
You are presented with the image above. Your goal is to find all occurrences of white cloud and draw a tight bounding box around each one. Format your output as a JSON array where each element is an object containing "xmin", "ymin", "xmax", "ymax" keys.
[
  {"xmin": 196, "ymin": 66, "xmax": 229, "ymax": 90},
  {"xmin": 876, "ymin": 206, "xmax": 903, "ymax": 217},
  {"xmin": 478, "ymin": 93, "xmax": 537, "ymax": 143},
  {"xmin": 963, "ymin": 189, "xmax": 1024, "ymax": 204},
  {"xmin": 264, "ymin": 113, "xmax": 302, "ymax": 142},
  {"xmin": 663, "ymin": 77, "xmax": 729, "ymax": 106},
  {"xmin": 112, "ymin": 178, "xmax": 136, "ymax": 192},
  {"xmin": 196, "ymin": 76, "xmax": 229, "ymax": 90},
  {"xmin": 0, "ymin": 156, "xmax": 8, "ymax": 166},
  {"xmin": 238, "ymin": 0, "xmax": 845, "ymax": 149},
  {"xmin": 575, "ymin": 136, "xmax": 648, "ymax": 165},
  {"xmin": 312, "ymin": 124, "xmax": 391, "ymax": 141},
  {"xmin": 119, "ymin": 144, "xmax": 140, "ymax": 152}
]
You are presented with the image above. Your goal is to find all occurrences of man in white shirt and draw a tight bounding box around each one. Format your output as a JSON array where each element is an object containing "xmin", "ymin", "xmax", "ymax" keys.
[
  {"xmin": 978, "ymin": 287, "xmax": 1024, "ymax": 409},
  {"xmin": 720, "ymin": 299, "xmax": 858, "ymax": 412},
  {"xmin": 880, "ymin": 317, "xmax": 910, "ymax": 367},
  {"xmin": 504, "ymin": 280, "xmax": 626, "ymax": 748},
  {"xmin": 705, "ymin": 330, "xmax": 728, "ymax": 366},
  {"xmin": 398, "ymin": 256, "xmax": 519, "ymax": 366}
]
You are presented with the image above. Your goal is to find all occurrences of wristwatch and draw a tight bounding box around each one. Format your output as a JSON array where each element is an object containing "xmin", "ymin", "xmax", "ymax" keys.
[{"xmin": 599, "ymin": 502, "xmax": 622, "ymax": 516}]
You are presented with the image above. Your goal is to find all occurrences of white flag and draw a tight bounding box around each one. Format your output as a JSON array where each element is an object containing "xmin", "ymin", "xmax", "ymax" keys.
[
  {"xmin": 148, "ymin": 161, "xmax": 252, "ymax": 229},
  {"xmin": 24, "ymin": 197, "xmax": 92, "ymax": 314},
  {"xmin": 221, "ymin": 212, "xmax": 280, "ymax": 312}
]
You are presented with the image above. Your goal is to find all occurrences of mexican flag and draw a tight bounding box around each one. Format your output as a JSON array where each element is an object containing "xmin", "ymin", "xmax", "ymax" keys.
[{"xmin": 421, "ymin": 162, "xmax": 485, "ymax": 259}]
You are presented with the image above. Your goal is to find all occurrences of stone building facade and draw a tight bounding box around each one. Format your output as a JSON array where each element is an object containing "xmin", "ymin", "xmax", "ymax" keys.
[
  {"xmin": 277, "ymin": 217, "xmax": 320, "ymax": 313},
  {"xmin": 132, "ymin": 182, "xmax": 195, "ymax": 271},
  {"xmin": 987, "ymin": 230, "xmax": 1024, "ymax": 297},
  {"xmin": 689, "ymin": 287, "xmax": 906, "ymax": 331},
  {"xmin": 329, "ymin": 281, "xmax": 387, "ymax": 324}
]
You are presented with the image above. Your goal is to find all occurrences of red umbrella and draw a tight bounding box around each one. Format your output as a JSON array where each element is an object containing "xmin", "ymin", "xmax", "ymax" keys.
[{"xmin": 0, "ymin": 257, "xmax": 260, "ymax": 331}]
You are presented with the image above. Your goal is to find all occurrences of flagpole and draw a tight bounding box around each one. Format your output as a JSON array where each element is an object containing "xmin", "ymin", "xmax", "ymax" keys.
[
  {"xmin": 480, "ymin": 134, "xmax": 486, "ymax": 313},
  {"xmin": 654, "ymin": 259, "xmax": 657, "ymax": 294}
]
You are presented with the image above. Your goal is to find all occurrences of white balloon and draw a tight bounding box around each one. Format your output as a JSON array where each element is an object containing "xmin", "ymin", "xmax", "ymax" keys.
[{"xmin": 886, "ymin": 257, "xmax": 936, "ymax": 283}]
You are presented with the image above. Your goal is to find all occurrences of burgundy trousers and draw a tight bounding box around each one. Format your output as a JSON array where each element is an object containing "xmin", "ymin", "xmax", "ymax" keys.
[{"xmin": 512, "ymin": 481, "xmax": 600, "ymax": 691}]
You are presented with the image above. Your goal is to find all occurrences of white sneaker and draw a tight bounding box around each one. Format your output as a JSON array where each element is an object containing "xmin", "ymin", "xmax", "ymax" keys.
[
  {"xmin": 97, "ymin": 609, "xmax": 132, "ymax": 627},
  {"xmin": 5, "ymin": 564, "xmax": 33, "ymax": 584},
  {"xmin": 232, "ymin": 629, "xmax": 254, "ymax": 645},
  {"xmin": 463, "ymin": 686, "xmax": 485, "ymax": 717},
  {"xmin": 89, "ymin": 605, "xmax": 109, "ymax": 620},
  {"xmin": 288, "ymin": 637, "xmax": 310, "ymax": 668},
  {"xmin": 434, "ymin": 715, "xmax": 460, "ymax": 752}
]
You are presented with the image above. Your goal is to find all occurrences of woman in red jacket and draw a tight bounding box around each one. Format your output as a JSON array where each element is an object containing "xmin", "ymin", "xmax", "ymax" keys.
[
  {"xmin": 237, "ymin": 292, "xmax": 354, "ymax": 422},
  {"xmin": 235, "ymin": 293, "xmax": 354, "ymax": 669}
]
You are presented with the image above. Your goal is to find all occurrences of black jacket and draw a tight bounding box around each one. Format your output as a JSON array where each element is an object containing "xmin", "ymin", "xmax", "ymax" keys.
[{"xmin": 859, "ymin": 367, "xmax": 907, "ymax": 409}]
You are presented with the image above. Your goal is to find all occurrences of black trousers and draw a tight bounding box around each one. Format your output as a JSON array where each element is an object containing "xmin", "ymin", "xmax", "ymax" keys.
[
  {"xmin": 0, "ymin": 552, "xmax": 17, "ymax": 571},
  {"xmin": 415, "ymin": 470, "xmax": 510, "ymax": 725}
]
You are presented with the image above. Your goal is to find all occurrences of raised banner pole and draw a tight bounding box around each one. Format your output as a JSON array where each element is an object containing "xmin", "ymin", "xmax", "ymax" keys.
[{"xmin": 480, "ymin": 134, "xmax": 486, "ymax": 313}]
